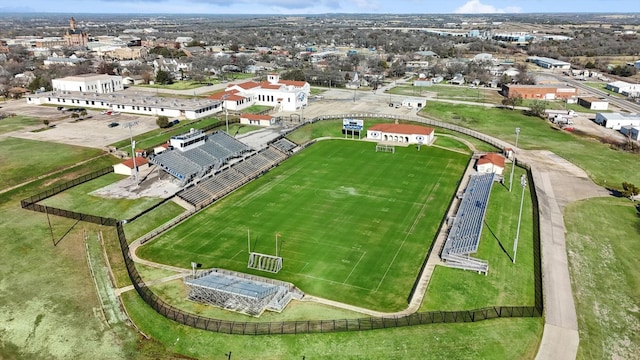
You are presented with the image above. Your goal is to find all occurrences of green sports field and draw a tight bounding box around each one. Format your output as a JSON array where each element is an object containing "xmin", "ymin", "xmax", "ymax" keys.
[{"xmin": 138, "ymin": 139, "xmax": 469, "ymax": 311}]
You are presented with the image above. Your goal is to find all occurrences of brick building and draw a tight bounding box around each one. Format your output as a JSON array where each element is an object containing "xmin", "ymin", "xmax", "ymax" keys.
[{"xmin": 501, "ymin": 84, "xmax": 577, "ymax": 100}]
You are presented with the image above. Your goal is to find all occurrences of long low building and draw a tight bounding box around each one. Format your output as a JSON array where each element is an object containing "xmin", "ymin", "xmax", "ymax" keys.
[
  {"xmin": 501, "ymin": 84, "xmax": 577, "ymax": 100},
  {"xmin": 26, "ymin": 91, "xmax": 222, "ymax": 120},
  {"xmin": 595, "ymin": 112, "xmax": 640, "ymax": 130},
  {"xmin": 52, "ymin": 74, "xmax": 123, "ymax": 93}
]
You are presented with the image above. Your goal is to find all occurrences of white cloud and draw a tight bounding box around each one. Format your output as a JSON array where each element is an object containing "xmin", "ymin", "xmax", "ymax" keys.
[{"xmin": 454, "ymin": 0, "xmax": 521, "ymax": 14}]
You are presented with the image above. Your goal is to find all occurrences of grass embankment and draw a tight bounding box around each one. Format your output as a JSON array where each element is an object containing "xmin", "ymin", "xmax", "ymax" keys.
[
  {"xmin": 421, "ymin": 103, "xmax": 640, "ymax": 187},
  {"xmin": 138, "ymin": 140, "xmax": 469, "ymax": 312},
  {"xmin": 122, "ymin": 290, "xmax": 543, "ymax": 360},
  {"xmin": 564, "ymin": 197, "xmax": 640, "ymax": 360},
  {"xmin": 0, "ymin": 150, "xmax": 143, "ymax": 358},
  {"xmin": 0, "ymin": 138, "xmax": 105, "ymax": 191}
]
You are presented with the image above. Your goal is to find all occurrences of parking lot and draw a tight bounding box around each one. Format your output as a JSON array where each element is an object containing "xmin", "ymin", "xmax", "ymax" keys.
[{"xmin": 0, "ymin": 100, "xmax": 160, "ymax": 148}]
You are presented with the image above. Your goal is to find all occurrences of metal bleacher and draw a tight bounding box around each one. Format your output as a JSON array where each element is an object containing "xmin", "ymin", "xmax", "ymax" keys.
[
  {"xmin": 261, "ymin": 146, "xmax": 288, "ymax": 162},
  {"xmin": 209, "ymin": 131, "xmax": 251, "ymax": 156},
  {"xmin": 441, "ymin": 173, "xmax": 495, "ymax": 274},
  {"xmin": 149, "ymin": 150, "xmax": 201, "ymax": 186},
  {"xmin": 271, "ymin": 138, "xmax": 297, "ymax": 153}
]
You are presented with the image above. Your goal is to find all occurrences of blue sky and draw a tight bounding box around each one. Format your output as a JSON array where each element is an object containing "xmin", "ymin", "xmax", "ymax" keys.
[{"xmin": 1, "ymin": 0, "xmax": 639, "ymax": 14}]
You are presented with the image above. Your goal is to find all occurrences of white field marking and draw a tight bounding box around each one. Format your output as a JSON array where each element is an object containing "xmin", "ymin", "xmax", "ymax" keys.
[
  {"xmin": 299, "ymin": 262, "xmax": 310, "ymax": 273},
  {"xmin": 290, "ymin": 272, "xmax": 373, "ymax": 291},
  {"xmin": 232, "ymin": 164, "xmax": 304, "ymax": 207},
  {"xmin": 343, "ymin": 251, "xmax": 367, "ymax": 284},
  {"xmin": 375, "ymin": 160, "xmax": 452, "ymax": 292},
  {"xmin": 229, "ymin": 250, "xmax": 244, "ymax": 260}
]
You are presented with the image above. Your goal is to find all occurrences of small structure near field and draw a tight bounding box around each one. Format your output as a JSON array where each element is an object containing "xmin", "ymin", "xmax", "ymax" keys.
[
  {"xmin": 240, "ymin": 113, "xmax": 276, "ymax": 127},
  {"xmin": 366, "ymin": 123, "xmax": 434, "ymax": 145},
  {"xmin": 476, "ymin": 153, "xmax": 505, "ymax": 175},
  {"xmin": 184, "ymin": 269, "xmax": 301, "ymax": 316},
  {"xmin": 113, "ymin": 156, "xmax": 148, "ymax": 176}
]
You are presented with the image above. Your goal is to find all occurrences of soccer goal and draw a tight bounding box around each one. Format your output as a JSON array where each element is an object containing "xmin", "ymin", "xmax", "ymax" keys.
[{"xmin": 376, "ymin": 144, "xmax": 395, "ymax": 154}]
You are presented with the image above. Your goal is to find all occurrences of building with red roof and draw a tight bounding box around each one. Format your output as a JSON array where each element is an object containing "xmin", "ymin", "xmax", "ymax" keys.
[
  {"xmin": 113, "ymin": 156, "xmax": 149, "ymax": 176},
  {"xmin": 366, "ymin": 123, "xmax": 435, "ymax": 145},
  {"xmin": 476, "ymin": 153, "xmax": 505, "ymax": 175},
  {"xmin": 221, "ymin": 73, "xmax": 310, "ymax": 112},
  {"xmin": 240, "ymin": 113, "xmax": 276, "ymax": 127}
]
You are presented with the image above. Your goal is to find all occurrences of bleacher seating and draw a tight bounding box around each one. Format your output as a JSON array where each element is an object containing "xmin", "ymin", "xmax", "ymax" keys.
[
  {"xmin": 271, "ymin": 138, "xmax": 297, "ymax": 153},
  {"xmin": 209, "ymin": 131, "xmax": 251, "ymax": 156},
  {"xmin": 149, "ymin": 151, "xmax": 201, "ymax": 185},
  {"xmin": 262, "ymin": 146, "xmax": 287, "ymax": 162},
  {"xmin": 441, "ymin": 173, "xmax": 494, "ymax": 274}
]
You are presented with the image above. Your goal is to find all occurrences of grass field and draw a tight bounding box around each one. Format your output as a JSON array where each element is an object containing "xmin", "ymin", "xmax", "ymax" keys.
[
  {"xmin": 389, "ymin": 84, "xmax": 503, "ymax": 103},
  {"xmin": 138, "ymin": 140, "xmax": 469, "ymax": 311},
  {"xmin": 422, "ymin": 165, "xmax": 535, "ymax": 310},
  {"xmin": 421, "ymin": 103, "xmax": 640, "ymax": 187},
  {"xmin": 564, "ymin": 197, "xmax": 640, "ymax": 360},
  {"xmin": 0, "ymin": 138, "xmax": 105, "ymax": 191},
  {"xmin": 122, "ymin": 290, "xmax": 544, "ymax": 360},
  {"xmin": 39, "ymin": 173, "xmax": 164, "ymax": 219},
  {"xmin": 0, "ymin": 115, "xmax": 42, "ymax": 134}
]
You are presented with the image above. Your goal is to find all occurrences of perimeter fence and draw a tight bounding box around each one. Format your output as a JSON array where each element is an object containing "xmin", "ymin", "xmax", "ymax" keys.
[{"xmin": 22, "ymin": 113, "xmax": 543, "ymax": 335}]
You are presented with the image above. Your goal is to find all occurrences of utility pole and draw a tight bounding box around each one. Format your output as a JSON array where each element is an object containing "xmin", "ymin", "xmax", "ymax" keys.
[
  {"xmin": 513, "ymin": 174, "xmax": 527, "ymax": 263},
  {"xmin": 509, "ymin": 127, "xmax": 521, "ymax": 192},
  {"xmin": 123, "ymin": 121, "xmax": 139, "ymax": 184}
]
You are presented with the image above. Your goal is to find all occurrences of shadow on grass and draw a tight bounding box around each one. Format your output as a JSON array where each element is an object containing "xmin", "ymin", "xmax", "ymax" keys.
[
  {"xmin": 54, "ymin": 218, "xmax": 82, "ymax": 246},
  {"xmin": 484, "ymin": 220, "xmax": 513, "ymax": 262}
]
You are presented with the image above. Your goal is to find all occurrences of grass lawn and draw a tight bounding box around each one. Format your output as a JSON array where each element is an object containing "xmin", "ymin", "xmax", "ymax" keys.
[
  {"xmin": 421, "ymin": 102, "xmax": 640, "ymax": 187},
  {"xmin": 122, "ymin": 290, "xmax": 543, "ymax": 360},
  {"xmin": 0, "ymin": 115, "xmax": 42, "ymax": 134},
  {"xmin": 422, "ymin": 166, "xmax": 535, "ymax": 310},
  {"xmin": 123, "ymin": 200, "xmax": 186, "ymax": 242},
  {"xmin": 390, "ymin": 84, "xmax": 503, "ymax": 103},
  {"xmin": 240, "ymin": 105, "xmax": 272, "ymax": 113},
  {"xmin": 149, "ymin": 279, "xmax": 365, "ymax": 321},
  {"xmin": 138, "ymin": 140, "xmax": 469, "ymax": 311},
  {"xmin": 433, "ymin": 136, "xmax": 473, "ymax": 153},
  {"xmin": 0, "ymin": 137, "xmax": 105, "ymax": 191},
  {"xmin": 564, "ymin": 197, "xmax": 640, "ymax": 360},
  {"xmin": 0, "ymin": 157, "xmax": 143, "ymax": 358},
  {"xmin": 39, "ymin": 173, "xmax": 164, "ymax": 219}
]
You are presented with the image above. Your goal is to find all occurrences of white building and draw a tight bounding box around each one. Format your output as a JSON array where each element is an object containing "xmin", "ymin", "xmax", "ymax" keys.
[
  {"xmin": 366, "ymin": 123, "xmax": 434, "ymax": 145},
  {"xmin": 211, "ymin": 74, "xmax": 310, "ymax": 112},
  {"xmin": 239, "ymin": 113, "xmax": 276, "ymax": 127},
  {"xmin": 113, "ymin": 157, "xmax": 148, "ymax": 176},
  {"xmin": 52, "ymin": 74, "xmax": 124, "ymax": 94},
  {"xmin": 620, "ymin": 126, "xmax": 640, "ymax": 141},
  {"xmin": 595, "ymin": 112, "xmax": 640, "ymax": 130},
  {"xmin": 527, "ymin": 56, "xmax": 571, "ymax": 70},
  {"xmin": 578, "ymin": 97, "xmax": 609, "ymax": 111},
  {"xmin": 401, "ymin": 98, "xmax": 427, "ymax": 109},
  {"xmin": 606, "ymin": 81, "xmax": 640, "ymax": 97},
  {"xmin": 476, "ymin": 153, "xmax": 505, "ymax": 175}
]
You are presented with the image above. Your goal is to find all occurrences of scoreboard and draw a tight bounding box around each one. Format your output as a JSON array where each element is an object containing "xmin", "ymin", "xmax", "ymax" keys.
[{"xmin": 342, "ymin": 118, "xmax": 364, "ymax": 131}]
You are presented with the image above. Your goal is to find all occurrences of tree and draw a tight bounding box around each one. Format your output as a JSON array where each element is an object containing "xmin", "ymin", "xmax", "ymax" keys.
[
  {"xmin": 502, "ymin": 94, "xmax": 523, "ymax": 110},
  {"xmin": 156, "ymin": 115, "xmax": 169, "ymax": 128},
  {"xmin": 96, "ymin": 62, "xmax": 116, "ymax": 75},
  {"xmin": 529, "ymin": 100, "xmax": 548, "ymax": 118},
  {"xmin": 621, "ymin": 182, "xmax": 640, "ymax": 200},
  {"xmin": 42, "ymin": 119, "xmax": 50, "ymax": 127},
  {"xmin": 155, "ymin": 70, "xmax": 173, "ymax": 85}
]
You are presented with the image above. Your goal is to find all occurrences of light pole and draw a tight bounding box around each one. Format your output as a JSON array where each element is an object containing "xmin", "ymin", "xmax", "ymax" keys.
[
  {"xmin": 509, "ymin": 127, "xmax": 521, "ymax": 192},
  {"xmin": 123, "ymin": 121, "xmax": 139, "ymax": 184},
  {"xmin": 513, "ymin": 174, "xmax": 527, "ymax": 264},
  {"xmin": 220, "ymin": 94, "xmax": 230, "ymax": 134}
]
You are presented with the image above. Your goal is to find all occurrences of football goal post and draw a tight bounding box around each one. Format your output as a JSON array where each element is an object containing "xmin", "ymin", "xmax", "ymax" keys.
[
  {"xmin": 247, "ymin": 231, "xmax": 283, "ymax": 273},
  {"xmin": 375, "ymin": 144, "xmax": 395, "ymax": 154}
]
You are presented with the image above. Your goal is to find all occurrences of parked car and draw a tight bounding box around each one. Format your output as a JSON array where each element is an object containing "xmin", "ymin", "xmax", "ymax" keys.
[
  {"xmin": 107, "ymin": 122, "xmax": 119, "ymax": 128},
  {"xmin": 171, "ymin": 119, "xmax": 180, "ymax": 125},
  {"xmin": 57, "ymin": 106, "xmax": 64, "ymax": 111}
]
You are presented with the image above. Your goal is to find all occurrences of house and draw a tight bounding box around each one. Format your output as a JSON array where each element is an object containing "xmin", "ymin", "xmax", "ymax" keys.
[
  {"xmin": 476, "ymin": 153, "xmax": 505, "ymax": 175},
  {"xmin": 449, "ymin": 73, "xmax": 465, "ymax": 85},
  {"xmin": 52, "ymin": 74, "xmax": 124, "ymax": 94},
  {"xmin": 501, "ymin": 84, "xmax": 577, "ymax": 100},
  {"xmin": 578, "ymin": 97, "xmax": 609, "ymax": 111},
  {"xmin": 239, "ymin": 113, "xmax": 275, "ymax": 127},
  {"xmin": 153, "ymin": 143, "xmax": 170, "ymax": 155},
  {"xmin": 43, "ymin": 55, "xmax": 87, "ymax": 67},
  {"xmin": 122, "ymin": 75, "xmax": 145, "ymax": 86},
  {"xmin": 366, "ymin": 123, "xmax": 434, "ymax": 145},
  {"xmin": 595, "ymin": 113, "xmax": 640, "ymax": 130},
  {"xmin": 113, "ymin": 157, "xmax": 149, "ymax": 176}
]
